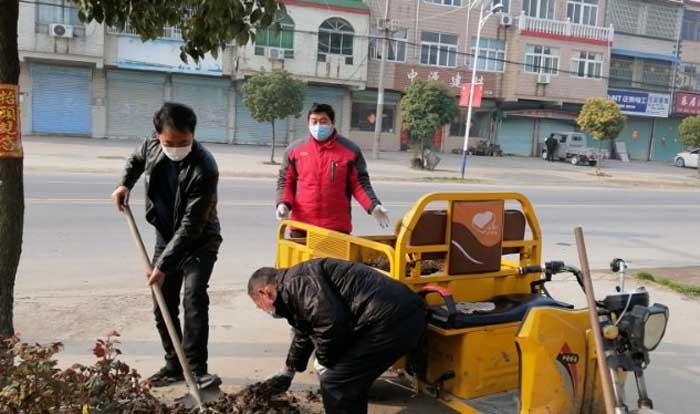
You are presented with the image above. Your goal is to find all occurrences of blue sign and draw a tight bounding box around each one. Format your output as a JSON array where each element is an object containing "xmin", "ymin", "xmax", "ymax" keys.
[{"xmin": 607, "ymin": 89, "xmax": 670, "ymax": 118}]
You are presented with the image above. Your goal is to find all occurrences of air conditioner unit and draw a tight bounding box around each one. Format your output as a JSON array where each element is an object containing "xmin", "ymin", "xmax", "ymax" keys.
[
  {"xmin": 49, "ymin": 23, "xmax": 74, "ymax": 38},
  {"xmin": 537, "ymin": 72, "xmax": 551, "ymax": 84},
  {"xmin": 499, "ymin": 14, "xmax": 514, "ymax": 27},
  {"xmin": 268, "ymin": 48, "xmax": 285, "ymax": 60}
]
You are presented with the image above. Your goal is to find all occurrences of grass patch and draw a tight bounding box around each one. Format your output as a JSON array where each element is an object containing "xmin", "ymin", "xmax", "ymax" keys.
[{"xmin": 636, "ymin": 272, "xmax": 700, "ymax": 297}]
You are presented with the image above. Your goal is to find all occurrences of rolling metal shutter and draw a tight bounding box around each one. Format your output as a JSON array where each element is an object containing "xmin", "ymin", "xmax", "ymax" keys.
[
  {"xmin": 31, "ymin": 64, "xmax": 92, "ymax": 135},
  {"xmin": 234, "ymin": 92, "xmax": 289, "ymax": 145},
  {"xmin": 497, "ymin": 117, "xmax": 534, "ymax": 156},
  {"xmin": 172, "ymin": 76, "xmax": 230, "ymax": 143},
  {"xmin": 106, "ymin": 71, "xmax": 165, "ymax": 139}
]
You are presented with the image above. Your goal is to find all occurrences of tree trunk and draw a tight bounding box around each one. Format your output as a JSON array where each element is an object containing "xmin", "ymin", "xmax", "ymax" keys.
[
  {"xmin": 0, "ymin": 0, "xmax": 24, "ymax": 337},
  {"xmin": 697, "ymin": 154, "xmax": 699, "ymax": 179},
  {"xmin": 270, "ymin": 120, "xmax": 276, "ymax": 164}
]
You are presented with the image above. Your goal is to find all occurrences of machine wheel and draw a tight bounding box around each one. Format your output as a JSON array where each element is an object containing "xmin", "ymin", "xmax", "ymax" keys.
[
  {"xmin": 541, "ymin": 150, "xmax": 548, "ymax": 160},
  {"xmin": 675, "ymin": 157, "xmax": 685, "ymax": 168},
  {"xmin": 570, "ymin": 156, "xmax": 580, "ymax": 166}
]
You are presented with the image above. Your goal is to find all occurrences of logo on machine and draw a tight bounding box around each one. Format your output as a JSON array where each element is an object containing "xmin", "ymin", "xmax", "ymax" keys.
[
  {"xmin": 471, "ymin": 211, "xmax": 497, "ymax": 236},
  {"xmin": 556, "ymin": 343, "xmax": 580, "ymax": 399}
]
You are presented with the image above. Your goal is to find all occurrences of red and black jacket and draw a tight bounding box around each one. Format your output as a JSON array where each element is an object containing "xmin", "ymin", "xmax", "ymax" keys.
[{"xmin": 276, "ymin": 130, "xmax": 380, "ymax": 234}]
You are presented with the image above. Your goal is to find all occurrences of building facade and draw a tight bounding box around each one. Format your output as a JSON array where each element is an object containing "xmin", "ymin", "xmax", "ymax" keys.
[
  {"xmin": 17, "ymin": 0, "xmax": 370, "ymax": 146},
  {"xmin": 365, "ymin": 0, "xmax": 613, "ymax": 156},
  {"xmin": 606, "ymin": 0, "xmax": 685, "ymax": 161},
  {"xmin": 15, "ymin": 0, "xmax": 697, "ymax": 160}
]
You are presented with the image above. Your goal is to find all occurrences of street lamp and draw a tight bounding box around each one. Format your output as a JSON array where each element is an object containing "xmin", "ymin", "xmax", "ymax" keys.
[{"xmin": 460, "ymin": 1, "xmax": 504, "ymax": 178}]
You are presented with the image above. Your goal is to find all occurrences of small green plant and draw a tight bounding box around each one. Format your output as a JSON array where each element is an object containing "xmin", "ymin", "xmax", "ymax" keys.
[
  {"xmin": 242, "ymin": 70, "xmax": 306, "ymax": 164},
  {"xmin": 636, "ymin": 272, "xmax": 700, "ymax": 297},
  {"xmin": 678, "ymin": 116, "xmax": 700, "ymax": 178},
  {"xmin": 577, "ymin": 98, "xmax": 626, "ymax": 174}
]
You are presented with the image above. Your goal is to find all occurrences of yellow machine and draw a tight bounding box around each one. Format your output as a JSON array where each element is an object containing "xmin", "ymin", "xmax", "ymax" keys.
[{"xmin": 276, "ymin": 192, "xmax": 669, "ymax": 414}]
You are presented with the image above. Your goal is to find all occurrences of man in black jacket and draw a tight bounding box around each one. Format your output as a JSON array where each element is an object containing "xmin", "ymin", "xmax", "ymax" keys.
[
  {"xmin": 248, "ymin": 258, "xmax": 426, "ymax": 414},
  {"xmin": 111, "ymin": 102, "xmax": 222, "ymax": 386}
]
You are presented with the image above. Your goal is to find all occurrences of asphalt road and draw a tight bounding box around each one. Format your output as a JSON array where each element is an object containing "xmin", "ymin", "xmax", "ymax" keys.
[
  {"xmin": 17, "ymin": 173, "xmax": 700, "ymax": 292},
  {"xmin": 12, "ymin": 172, "xmax": 700, "ymax": 413}
]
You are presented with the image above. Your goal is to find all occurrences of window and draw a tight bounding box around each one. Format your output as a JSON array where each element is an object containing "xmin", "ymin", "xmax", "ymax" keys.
[
  {"xmin": 641, "ymin": 60, "xmax": 672, "ymax": 91},
  {"xmin": 450, "ymin": 109, "xmax": 483, "ymax": 137},
  {"xmin": 571, "ymin": 51, "xmax": 602, "ymax": 79},
  {"xmin": 426, "ymin": 0, "xmax": 462, "ymax": 6},
  {"xmin": 255, "ymin": 14, "xmax": 295, "ymax": 58},
  {"xmin": 468, "ymin": 38, "xmax": 505, "ymax": 72},
  {"xmin": 678, "ymin": 63, "xmax": 700, "ymax": 90},
  {"xmin": 420, "ymin": 32, "xmax": 458, "ymax": 67},
  {"xmin": 370, "ymin": 30, "xmax": 407, "ymax": 63},
  {"xmin": 318, "ymin": 18, "xmax": 354, "ymax": 62},
  {"xmin": 350, "ymin": 102, "xmax": 395, "ymax": 133},
  {"xmin": 567, "ymin": 0, "xmax": 598, "ymax": 26},
  {"xmin": 525, "ymin": 45, "xmax": 559, "ymax": 74},
  {"xmin": 523, "ymin": 0, "xmax": 555, "ymax": 19},
  {"xmin": 609, "ymin": 56, "xmax": 634, "ymax": 88},
  {"xmin": 683, "ymin": 10, "xmax": 700, "ymax": 41},
  {"xmin": 37, "ymin": 0, "xmax": 80, "ymax": 25}
]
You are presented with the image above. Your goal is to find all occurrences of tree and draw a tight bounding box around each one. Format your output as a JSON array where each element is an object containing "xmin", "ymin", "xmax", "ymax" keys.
[
  {"xmin": 400, "ymin": 79, "xmax": 459, "ymax": 168},
  {"xmin": 577, "ymin": 97, "xmax": 626, "ymax": 174},
  {"xmin": 0, "ymin": 0, "xmax": 283, "ymax": 337},
  {"xmin": 678, "ymin": 116, "xmax": 700, "ymax": 178},
  {"xmin": 242, "ymin": 70, "xmax": 305, "ymax": 164}
]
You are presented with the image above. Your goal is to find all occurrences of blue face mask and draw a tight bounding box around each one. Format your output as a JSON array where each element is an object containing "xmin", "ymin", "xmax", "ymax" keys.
[{"xmin": 310, "ymin": 124, "xmax": 333, "ymax": 141}]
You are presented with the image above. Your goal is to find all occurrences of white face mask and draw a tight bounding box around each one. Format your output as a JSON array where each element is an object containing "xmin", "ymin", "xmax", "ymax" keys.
[{"xmin": 161, "ymin": 144, "xmax": 192, "ymax": 161}]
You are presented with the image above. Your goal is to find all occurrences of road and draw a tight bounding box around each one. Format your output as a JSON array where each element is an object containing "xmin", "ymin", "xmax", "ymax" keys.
[
  {"xmin": 12, "ymin": 172, "xmax": 700, "ymax": 413},
  {"xmin": 18, "ymin": 173, "xmax": 700, "ymax": 292}
]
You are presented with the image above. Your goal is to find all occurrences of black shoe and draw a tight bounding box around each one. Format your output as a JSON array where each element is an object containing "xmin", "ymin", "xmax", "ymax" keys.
[{"xmin": 147, "ymin": 366, "xmax": 185, "ymax": 387}]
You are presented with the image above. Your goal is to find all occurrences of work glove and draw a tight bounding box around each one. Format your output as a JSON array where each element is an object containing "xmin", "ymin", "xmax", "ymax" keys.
[
  {"xmin": 313, "ymin": 357, "xmax": 328, "ymax": 378},
  {"xmin": 263, "ymin": 367, "xmax": 295, "ymax": 394},
  {"xmin": 276, "ymin": 203, "xmax": 290, "ymax": 221},
  {"xmin": 371, "ymin": 205, "xmax": 390, "ymax": 229}
]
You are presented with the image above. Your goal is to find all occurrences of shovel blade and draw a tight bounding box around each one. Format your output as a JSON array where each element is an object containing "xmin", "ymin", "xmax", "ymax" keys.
[{"xmin": 174, "ymin": 374, "xmax": 223, "ymax": 410}]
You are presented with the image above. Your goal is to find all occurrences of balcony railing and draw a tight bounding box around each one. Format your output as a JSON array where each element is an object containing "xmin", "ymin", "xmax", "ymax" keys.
[
  {"xmin": 107, "ymin": 23, "xmax": 182, "ymax": 40},
  {"xmin": 517, "ymin": 12, "xmax": 614, "ymax": 43}
]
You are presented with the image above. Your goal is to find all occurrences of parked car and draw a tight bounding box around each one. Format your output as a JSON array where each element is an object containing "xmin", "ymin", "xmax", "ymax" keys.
[
  {"xmin": 674, "ymin": 149, "xmax": 699, "ymax": 168},
  {"xmin": 541, "ymin": 132, "xmax": 609, "ymax": 166}
]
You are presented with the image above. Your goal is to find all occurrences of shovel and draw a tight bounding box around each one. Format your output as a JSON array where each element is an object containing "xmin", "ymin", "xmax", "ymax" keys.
[{"xmin": 122, "ymin": 205, "xmax": 221, "ymax": 411}]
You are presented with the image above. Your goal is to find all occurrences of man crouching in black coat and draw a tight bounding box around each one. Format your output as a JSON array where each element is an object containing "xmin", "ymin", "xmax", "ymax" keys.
[{"xmin": 248, "ymin": 258, "xmax": 426, "ymax": 414}]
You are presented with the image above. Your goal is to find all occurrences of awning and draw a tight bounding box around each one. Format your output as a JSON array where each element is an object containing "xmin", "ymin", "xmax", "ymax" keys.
[{"xmin": 611, "ymin": 48, "xmax": 678, "ymax": 63}]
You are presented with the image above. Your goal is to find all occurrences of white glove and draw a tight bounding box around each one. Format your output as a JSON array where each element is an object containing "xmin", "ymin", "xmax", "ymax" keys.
[
  {"xmin": 313, "ymin": 357, "xmax": 328, "ymax": 377},
  {"xmin": 371, "ymin": 205, "xmax": 390, "ymax": 229},
  {"xmin": 276, "ymin": 203, "xmax": 290, "ymax": 221}
]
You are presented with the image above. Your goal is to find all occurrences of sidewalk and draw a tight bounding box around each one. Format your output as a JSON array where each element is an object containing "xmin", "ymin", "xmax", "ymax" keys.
[{"xmin": 22, "ymin": 135, "xmax": 700, "ymax": 188}]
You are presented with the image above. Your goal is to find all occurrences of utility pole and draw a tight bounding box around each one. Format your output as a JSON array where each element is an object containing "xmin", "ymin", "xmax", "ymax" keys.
[{"xmin": 372, "ymin": 0, "xmax": 391, "ymax": 160}]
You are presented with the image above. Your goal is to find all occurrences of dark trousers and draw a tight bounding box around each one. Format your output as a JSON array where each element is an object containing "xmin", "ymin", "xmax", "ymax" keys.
[
  {"xmin": 153, "ymin": 247, "xmax": 216, "ymax": 376},
  {"xmin": 320, "ymin": 309, "xmax": 426, "ymax": 414},
  {"xmin": 546, "ymin": 144, "xmax": 556, "ymax": 161}
]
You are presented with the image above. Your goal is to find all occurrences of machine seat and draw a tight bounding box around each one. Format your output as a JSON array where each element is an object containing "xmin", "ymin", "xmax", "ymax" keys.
[{"xmin": 421, "ymin": 291, "xmax": 574, "ymax": 329}]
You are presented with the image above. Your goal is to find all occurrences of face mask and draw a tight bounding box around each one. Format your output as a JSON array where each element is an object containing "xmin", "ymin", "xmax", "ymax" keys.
[
  {"xmin": 161, "ymin": 144, "xmax": 192, "ymax": 161},
  {"xmin": 310, "ymin": 125, "xmax": 333, "ymax": 142}
]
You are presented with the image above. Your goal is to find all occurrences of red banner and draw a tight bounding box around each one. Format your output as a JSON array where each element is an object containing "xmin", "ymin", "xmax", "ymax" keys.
[
  {"xmin": 674, "ymin": 92, "xmax": 700, "ymax": 115},
  {"xmin": 0, "ymin": 84, "xmax": 22, "ymax": 159},
  {"xmin": 460, "ymin": 83, "xmax": 483, "ymax": 108}
]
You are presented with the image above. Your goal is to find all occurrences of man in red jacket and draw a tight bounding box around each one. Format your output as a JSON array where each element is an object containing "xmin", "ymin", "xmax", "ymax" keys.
[{"xmin": 276, "ymin": 103, "xmax": 389, "ymax": 234}]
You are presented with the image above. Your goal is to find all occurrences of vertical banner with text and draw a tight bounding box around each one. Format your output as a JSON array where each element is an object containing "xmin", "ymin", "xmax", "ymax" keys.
[{"xmin": 0, "ymin": 84, "xmax": 22, "ymax": 159}]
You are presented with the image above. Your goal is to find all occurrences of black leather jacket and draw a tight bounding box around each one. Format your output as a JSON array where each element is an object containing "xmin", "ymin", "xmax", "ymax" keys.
[
  {"xmin": 118, "ymin": 135, "xmax": 222, "ymax": 274},
  {"xmin": 273, "ymin": 258, "xmax": 425, "ymax": 372}
]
